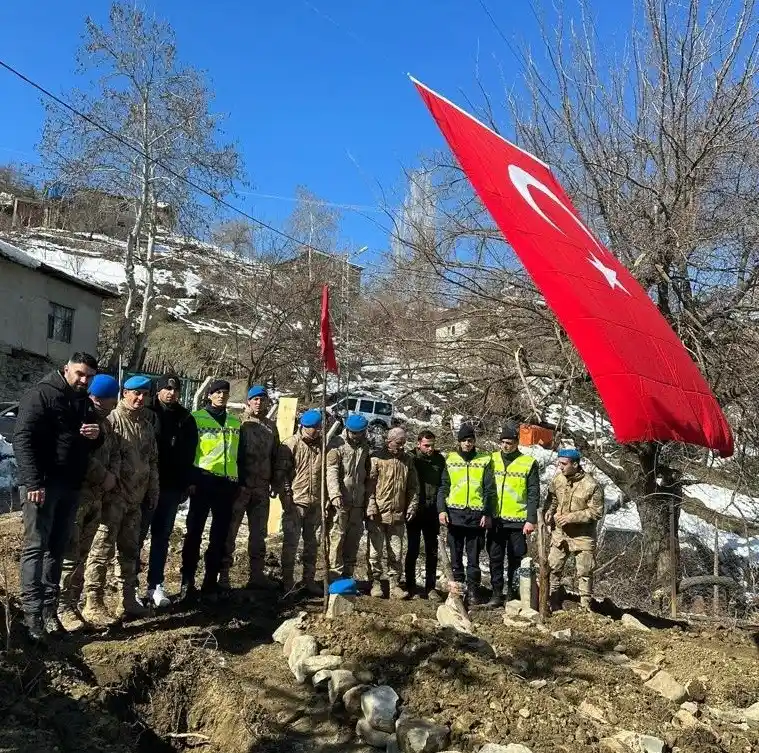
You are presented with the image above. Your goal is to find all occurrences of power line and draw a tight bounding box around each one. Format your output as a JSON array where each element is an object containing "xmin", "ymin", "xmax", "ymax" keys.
[{"xmin": 0, "ymin": 58, "xmax": 344, "ymax": 257}]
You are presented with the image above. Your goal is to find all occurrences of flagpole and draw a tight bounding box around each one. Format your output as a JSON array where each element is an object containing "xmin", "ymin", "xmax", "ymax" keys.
[{"xmin": 320, "ymin": 363, "xmax": 329, "ymax": 615}]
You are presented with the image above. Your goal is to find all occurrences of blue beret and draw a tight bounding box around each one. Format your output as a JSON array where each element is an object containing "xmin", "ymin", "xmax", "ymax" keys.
[
  {"xmin": 345, "ymin": 414, "xmax": 368, "ymax": 432},
  {"xmin": 300, "ymin": 409, "xmax": 322, "ymax": 428},
  {"xmin": 89, "ymin": 374, "xmax": 120, "ymax": 399},
  {"xmin": 123, "ymin": 374, "xmax": 152, "ymax": 391},
  {"xmin": 558, "ymin": 448, "xmax": 581, "ymax": 461},
  {"xmin": 247, "ymin": 385, "xmax": 267, "ymax": 399}
]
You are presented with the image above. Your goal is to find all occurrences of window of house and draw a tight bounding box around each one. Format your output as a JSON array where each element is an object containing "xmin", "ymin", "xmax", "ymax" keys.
[{"xmin": 48, "ymin": 302, "xmax": 74, "ymax": 343}]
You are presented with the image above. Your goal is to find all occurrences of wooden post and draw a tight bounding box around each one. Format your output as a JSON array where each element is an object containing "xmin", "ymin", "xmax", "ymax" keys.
[
  {"xmin": 538, "ymin": 510, "xmax": 549, "ymax": 620},
  {"xmin": 320, "ymin": 367, "xmax": 329, "ymax": 615},
  {"xmin": 669, "ymin": 495, "xmax": 678, "ymax": 618}
]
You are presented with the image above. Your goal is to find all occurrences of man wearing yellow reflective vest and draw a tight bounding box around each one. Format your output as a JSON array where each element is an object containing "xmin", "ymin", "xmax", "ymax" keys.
[
  {"xmin": 485, "ymin": 421, "xmax": 540, "ymax": 608},
  {"xmin": 180, "ymin": 379, "xmax": 243, "ymax": 602},
  {"xmin": 437, "ymin": 424, "xmax": 497, "ymax": 605}
]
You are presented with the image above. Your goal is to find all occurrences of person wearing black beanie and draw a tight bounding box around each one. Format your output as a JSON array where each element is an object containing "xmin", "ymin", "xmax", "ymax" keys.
[{"xmin": 437, "ymin": 424, "xmax": 497, "ymax": 606}]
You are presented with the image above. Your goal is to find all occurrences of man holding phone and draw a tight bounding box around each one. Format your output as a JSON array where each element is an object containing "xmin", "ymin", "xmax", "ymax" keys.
[{"xmin": 13, "ymin": 352, "xmax": 102, "ymax": 642}]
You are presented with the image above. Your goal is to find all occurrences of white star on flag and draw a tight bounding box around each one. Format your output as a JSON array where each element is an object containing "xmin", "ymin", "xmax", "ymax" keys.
[{"xmin": 588, "ymin": 253, "xmax": 630, "ymax": 295}]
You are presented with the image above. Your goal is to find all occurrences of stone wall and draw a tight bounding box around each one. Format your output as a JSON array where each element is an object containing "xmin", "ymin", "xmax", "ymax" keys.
[{"xmin": 0, "ymin": 348, "xmax": 51, "ymax": 402}]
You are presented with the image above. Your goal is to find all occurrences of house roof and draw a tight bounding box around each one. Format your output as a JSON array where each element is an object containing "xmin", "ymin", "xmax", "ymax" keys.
[{"xmin": 0, "ymin": 238, "xmax": 118, "ymax": 298}]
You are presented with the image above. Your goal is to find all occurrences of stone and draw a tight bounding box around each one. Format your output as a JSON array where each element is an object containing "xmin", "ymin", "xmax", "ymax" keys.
[
  {"xmin": 629, "ymin": 661, "xmax": 660, "ymax": 682},
  {"xmin": 386, "ymin": 734, "xmax": 401, "ymax": 753},
  {"xmin": 288, "ymin": 635, "xmax": 318, "ymax": 680},
  {"xmin": 503, "ymin": 617, "xmax": 532, "ymax": 629},
  {"xmin": 744, "ymin": 702, "xmax": 759, "ymax": 729},
  {"xmin": 329, "ymin": 669, "xmax": 358, "ymax": 705},
  {"xmin": 651, "ymin": 651, "xmax": 666, "ymax": 666},
  {"xmin": 343, "ymin": 684, "xmax": 371, "ymax": 717},
  {"xmin": 620, "ymin": 613, "xmax": 650, "ymax": 632},
  {"xmin": 312, "ymin": 669, "xmax": 332, "ymax": 689},
  {"xmin": 436, "ymin": 602, "xmax": 472, "ymax": 634},
  {"xmin": 705, "ymin": 705, "xmax": 744, "ymax": 724},
  {"xmin": 504, "ymin": 599, "xmax": 524, "ymax": 617},
  {"xmin": 518, "ymin": 707, "xmax": 531, "ymax": 719},
  {"xmin": 327, "ymin": 593, "xmax": 356, "ymax": 620},
  {"xmin": 356, "ymin": 670, "xmax": 374, "ymax": 684},
  {"xmin": 361, "ymin": 685, "xmax": 400, "ymax": 733},
  {"xmin": 599, "ymin": 740, "xmax": 630, "ymax": 753},
  {"xmin": 396, "ymin": 716, "xmax": 451, "ymax": 753},
  {"xmin": 356, "ymin": 718, "xmax": 392, "ymax": 748},
  {"xmin": 680, "ymin": 701, "xmax": 698, "ymax": 715},
  {"xmin": 528, "ymin": 679, "xmax": 548, "ymax": 689},
  {"xmin": 294, "ymin": 653, "xmax": 343, "ymax": 684},
  {"xmin": 673, "ymin": 709, "xmax": 699, "ymax": 729},
  {"xmin": 272, "ymin": 611, "xmax": 306, "ymax": 644},
  {"xmin": 645, "ymin": 671, "xmax": 688, "ymax": 704},
  {"xmin": 283, "ymin": 627, "xmax": 305, "ymax": 658},
  {"xmin": 579, "ymin": 700, "xmax": 608, "ymax": 724},
  {"xmin": 612, "ymin": 730, "xmax": 665, "ymax": 753},
  {"xmin": 613, "ymin": 643, "xmax": 628, "ymax": 653},
  {"xmin": 479, "ymin": 745, "xmax": 534, "ymax": 753},
  {"xmin": 603, "ymin": 652, "xmax": 630, "ymax": 666},
  {"xmin": 684, "ymin": 678, "xmax": 707, "ymax": 703},
  {"xmin": 552, "ymin": 629, "xmax": 572, "ymax": 641}
]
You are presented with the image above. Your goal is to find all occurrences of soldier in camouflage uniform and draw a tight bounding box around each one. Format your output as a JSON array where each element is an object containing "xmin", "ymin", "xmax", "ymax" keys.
[
  {"xmin": 279, "ymin": 410, "xmax": 327, "ymax": 596},
  {"xmin": 545, "ymin": 448, "xmax": 604, "ymax": 611},
  {"xmin": 326, "ymin": 413, "xmax": 370, "ymax": 579},
  {"xmin": 58, "ymin": 375, "xmax": 121, "ymax": 631},
  {"xmin": 220, "ymin": 386, "xmax": 281, "ymax": 591},
  {"xmin": 82, "ymin": 375, "xmax": 159, "ymax": 626}
]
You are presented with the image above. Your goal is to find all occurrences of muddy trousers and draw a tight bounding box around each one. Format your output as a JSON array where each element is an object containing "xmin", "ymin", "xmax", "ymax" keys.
[
  {"xmin": 367, "ymin": 520, "xmax": 405, "ymax": 583},
  {"xmin": 84, "ymin": 500, "xmax": 141, "ymax": 597},
  {"xmin": 281, "ymin": 502, "xmax": 321, "ymax": 585},
  {"xmin": 138, "ymin": 488, "xmax": 185, "ymax": 590},
  {"xmin": 327, "ymin": 505, "xmax": 365, "ymax": 577},
  {"xmin": 221, "ymin": 488, "xmax": 270, "ymax": 581},
  {"xmin": 60, "ymin": 495, "xmax": 103, "ymax": 607},
  {"xmin": 404, "ymin": 507, "xmax": 439, "ymax": 593},
  {"xmin": 20, "ymin": 484, "xmax": 80, "ymax": 616},
  {"xmin": 548, "ymin": 538, "xmax": 595, "ymax": 605},
  {"xmin": 447, "ymin": 525, "xmax": 484, "ymax": 586},
  {"xmin": 180, "ymin": 474, "xmax": 237, "ymax": 588},
  {"xmin": 487, "ymin": 523, "xmax": 527, "ymax": 596}
]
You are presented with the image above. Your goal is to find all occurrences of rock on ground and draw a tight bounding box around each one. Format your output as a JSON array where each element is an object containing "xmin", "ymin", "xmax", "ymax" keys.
[
  {"xmin": 552, "ymin": 629, "xmax": 572, "ymax": 640},
  {"xmin": 361, "ymin": 685, "xmax": 400, "ymax": 733},
  {"xmin": 283, "ymin": 627, "xmax": 305, "ymax": 658},
  {"xmin": 288, "ymin": 634, "xmax": 318, "ymax": 679},
  {"xmin": 620, "ymin": 613, "xmax": 650, "ymax": 632},
  {"xmin": 328, "ymin": 669, "xmax": 358, "ymax": 704},
  {"xmin": 629, "ymin": 661, "xmax": 659, "ymax": 682},
  {"xmin": 327, "ymin": 593, "xmax": 355, "ymax": 619},
  {"xmin": 294, "ymin": 653, "xmax": 343, "ymax": 684},
  {"xmin": 356, "ymin": 718, "xmax": 392, "ymax": 748},
  {"xmin": 744, "ymin": 702, "xmax": 759, "ymax": 729},
  {"xmin": 479, "ymin": 744, "xmax": 534, "ymax": 753},
  {"xmin": 644, "ymin": 671, "xmax": 688, "ymax": 704},
  {"xmin": 312, "ymin": 668, "xmax": 332, "ymax": 688},
  {"xmin": 396, "ymin": 716, "xmax": 450, "ymax": 753},
  {"xmin": 579, "ymin": 700, "xmax": 609, "ymax": 724},
  {"xmin": 436, "ymin": 600, "xmax": 472, "ymax": 634},
  {"xmin": 272, "ymin": 611, "xmax": 306, "ymax": 644},
  {"xmin": 610, "ymin": 730, "xmax": 665, "ymax": 753},
  {"xmin": 343, "ymin": 684, "xmax": 371, "ymax": 717}
]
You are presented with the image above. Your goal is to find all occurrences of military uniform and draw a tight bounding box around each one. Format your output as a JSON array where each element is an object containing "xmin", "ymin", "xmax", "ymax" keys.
[
  {"xmin": 366, "ymin": 449, "xmax": 419, "ymax": 596},
  {"xmin": 545, "ymin": 469, "xmax": 603, "ymax": 608},
  {"xmin": 326, "ymin": 431, "xmax": 370, "ymax": 578},
  {"xmin": 83, "ymin": 401, "xmax": 159, "ymax": 620},
  {"xmin": 279, "ymin": 432, "xmax": 325, "ymax": 591},
  {"xmin": 59, "ymin": 412, "xmax": 120, "ymax": 621},
  {"xmin": 223, "ymin": 409, "xmax": 281, "ymax": 586}
]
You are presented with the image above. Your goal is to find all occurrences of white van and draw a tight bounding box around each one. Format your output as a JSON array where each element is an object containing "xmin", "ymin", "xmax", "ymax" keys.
[{"xmin": 329, "ymin": 394, "xmax": 395, "ymax": 428}]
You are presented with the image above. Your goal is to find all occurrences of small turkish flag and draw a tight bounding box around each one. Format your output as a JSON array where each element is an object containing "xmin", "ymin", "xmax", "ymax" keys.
[
  {"xmin": 320, "ymin": 285, "xmax": 339, "ymax": 375},
  {"xmin": 412, "ymin": 77, "xmax": 733, "ymax": 456}
]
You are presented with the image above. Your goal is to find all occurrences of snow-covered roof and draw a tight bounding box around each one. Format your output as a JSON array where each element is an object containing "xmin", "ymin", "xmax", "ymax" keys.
[{"xmin": 0, "ymin": 237, "xmax": 117, "ymax": 298}]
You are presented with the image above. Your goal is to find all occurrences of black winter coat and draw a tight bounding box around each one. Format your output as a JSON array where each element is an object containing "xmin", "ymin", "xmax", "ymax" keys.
[
  {"xmin": 13, "ymin": 370, "xmax": 103, "ymax": 491},
  {"xmin": 411, "ymin": 448, "xmax": 446, "ymax": 509},
  {"xmin": 147, "ymin": 398, "xmax": 198, "ymax": 491}
]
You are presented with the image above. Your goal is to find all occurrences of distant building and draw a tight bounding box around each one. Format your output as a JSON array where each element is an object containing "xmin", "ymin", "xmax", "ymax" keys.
[
  {"xmin": 277, "ymin": 247, "xmax": 363, "ymax": 297},
  {"xmin": 0, "ymin": 237, "xmax": 116, "ymax": 400}
]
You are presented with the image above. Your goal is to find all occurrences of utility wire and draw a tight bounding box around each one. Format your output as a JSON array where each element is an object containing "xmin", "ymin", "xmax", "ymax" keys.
[{"xmin": 0, "ymin": 58, "xmax": 345, "ymax": 257}]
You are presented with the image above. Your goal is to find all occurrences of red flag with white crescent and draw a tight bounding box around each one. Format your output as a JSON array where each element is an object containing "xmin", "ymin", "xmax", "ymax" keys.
[{"xmin": 412, "ymin": 77, "xmax": 733, "ymax": 456}]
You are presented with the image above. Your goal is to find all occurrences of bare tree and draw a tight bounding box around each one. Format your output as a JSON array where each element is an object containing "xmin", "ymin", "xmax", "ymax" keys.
[{"xmin": 40, "ymin": 1, "xmax": 244, "ymax": 369}]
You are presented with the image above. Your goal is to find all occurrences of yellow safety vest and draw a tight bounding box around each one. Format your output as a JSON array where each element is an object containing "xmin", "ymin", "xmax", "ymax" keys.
[
  {"xmin": 491, "ymin": 451, "xmax": 535, "ymax": 521},
  {"xmin": 445, "ymin": 452, "xmax": 491, "ymax": 511},
  {"xmin": 192, "ymin": 410, "xmax": 241, "ymax": 481}
]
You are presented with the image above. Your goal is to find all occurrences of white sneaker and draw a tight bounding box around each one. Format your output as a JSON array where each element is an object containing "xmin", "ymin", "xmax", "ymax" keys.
[{"xmin": 148, "ymin": 584, "xmax": 171, "ymax": 608}]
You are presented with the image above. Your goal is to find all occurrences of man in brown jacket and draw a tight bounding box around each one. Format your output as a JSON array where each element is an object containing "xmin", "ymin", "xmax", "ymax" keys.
[
  {"xmin": 279, "ymin": 409, "xmax": 325, "ymax": 595},
  {"xmin": 221, "ymin": 385, "xmax": 281, "ymax": 591},
  {"xmin": 326, "ymin": 413, "xmax": 370, "ymax": 579},
  {"xmin": 367, "ymin": 427, "xmax": 419, "ymax": 599},
  {"xmin": 545, "ymin": 448, "xmax": 604, "ymax": 610}
]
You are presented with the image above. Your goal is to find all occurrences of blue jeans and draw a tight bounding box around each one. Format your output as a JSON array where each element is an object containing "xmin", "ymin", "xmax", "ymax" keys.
[{"xmin": 140, "ymin": 488, "xmax": 185, "ymax": 589}]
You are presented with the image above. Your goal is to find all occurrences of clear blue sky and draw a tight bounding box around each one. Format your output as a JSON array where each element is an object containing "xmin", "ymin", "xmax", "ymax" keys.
[{"xmin": 0, "ymin": 1, "xmax": 629, "ymax": 264}]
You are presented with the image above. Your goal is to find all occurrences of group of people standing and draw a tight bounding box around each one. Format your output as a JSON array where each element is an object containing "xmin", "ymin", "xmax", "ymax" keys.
[{"xmin": 12, "ymin": 352, "xmax": 605, "ymax": 644}]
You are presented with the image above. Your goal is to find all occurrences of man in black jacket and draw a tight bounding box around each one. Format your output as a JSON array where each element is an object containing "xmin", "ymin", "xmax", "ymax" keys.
[
  {"xmin": 405, "ymin": 430, "xmax": 445, "ymax": 601},
  {"xmin": 13, "ymin": 353, "xmax": 102, "ymax": 641},
  {"xmin": 141, "ymin": 374, "xmax": 198, "ymax": 607}
]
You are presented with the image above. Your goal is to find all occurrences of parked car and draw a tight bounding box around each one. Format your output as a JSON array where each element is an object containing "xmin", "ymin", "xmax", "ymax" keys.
[
  {"xmin": 0, "ymin": 402, "xmax": 18, "ymax": 441},
  {"xmin": 328, "ymin": 395, "xmax": 395, "ymax": 429}
]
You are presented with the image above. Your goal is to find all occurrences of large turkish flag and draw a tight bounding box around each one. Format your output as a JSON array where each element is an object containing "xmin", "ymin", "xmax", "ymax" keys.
[{"xmin": 413, "ymin": 78, "xmax": 733, "ymax": 456}]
